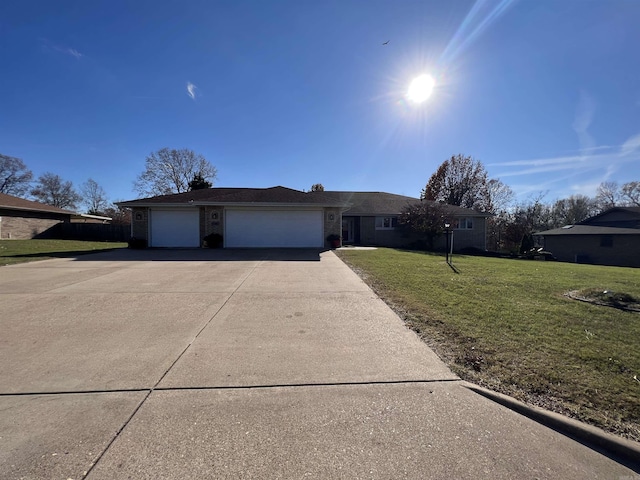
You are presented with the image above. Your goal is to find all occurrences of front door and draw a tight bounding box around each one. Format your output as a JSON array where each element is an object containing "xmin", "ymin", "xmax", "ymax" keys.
[{"xmin": 342, "ymin": 217, "xmax": 354, "ymax": 244}]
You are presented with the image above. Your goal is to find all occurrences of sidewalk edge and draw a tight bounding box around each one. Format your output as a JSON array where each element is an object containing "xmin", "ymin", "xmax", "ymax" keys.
[{"xmin": 462, "ymin": 381, "xmax": 640, "ymax": 472}]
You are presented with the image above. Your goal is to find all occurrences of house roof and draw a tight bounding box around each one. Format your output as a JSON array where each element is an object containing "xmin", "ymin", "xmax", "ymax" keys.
[
  {"xmin": 581, "ymin": 206, "xmax": 640, "ymax": 221},
  {"xmin": 535, "ymin": 206, "xmax": 640, "ymax": 235},
  {"xmin": 534, "ymin": 225, "xmax": 640, "ymax": 236},
  {"xmin": 117, "ymin": 186, "xmax": 348, "ymax": 208},
  {"xmin": 578, "ymin": 206, "xmax": 640, "ymax": 228},
  {"xmin": 117, "ymin": 187, "xmax": 492, "ymax": 217},
  {"xmin": 311, "ymin": 191, "xmax": 491, "ymax": 216},
  {"xmin": 310, "ymin": 191, "xmax": 418, "ymax": 215},
  {"xmin": 0, "ymin": 192, "xmax": 76, "ymax": 215}
]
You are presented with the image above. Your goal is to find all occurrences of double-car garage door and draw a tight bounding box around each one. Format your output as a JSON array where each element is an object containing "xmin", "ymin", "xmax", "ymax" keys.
[
  {"xmin": 225, "ymin": 209, "xmax": 323, "ymax": 248},
  {"xmin": 149, "ymin": 208, "xmax": 323, "ymax": 248}
]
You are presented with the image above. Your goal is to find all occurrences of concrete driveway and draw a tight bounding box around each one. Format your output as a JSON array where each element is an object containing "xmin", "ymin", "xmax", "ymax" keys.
[{"xmin": 0, "ymin": 249, "xmax": 637, "ymax": 479}]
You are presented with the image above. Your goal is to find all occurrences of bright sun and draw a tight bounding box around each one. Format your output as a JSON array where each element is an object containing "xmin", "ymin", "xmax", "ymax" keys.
[{"xmin": 407, "ymin": 74, "xmax": 435, "ymax": 104}]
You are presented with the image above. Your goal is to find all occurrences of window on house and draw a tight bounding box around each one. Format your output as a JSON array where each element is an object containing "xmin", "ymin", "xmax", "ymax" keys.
[
  {"xmin": 600, "ymin": 235, "xmax": 613, "ymax": 247},
  {"xmin": 375, "ymin": 216, "xmax": 398, "ymax": 230},
  {"xmin": 454, "ymin": 218, "xmax": 474, "ymax": 230}
]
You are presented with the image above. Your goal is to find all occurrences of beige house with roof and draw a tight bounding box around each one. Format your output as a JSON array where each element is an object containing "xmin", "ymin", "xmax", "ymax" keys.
[
  {"xmin": 0, "ymin": 192, "xmax": 112, "ymax": 239},
  {"xmin": 118, "ymin": 186, "xmax": 490, "ymax": 250}
]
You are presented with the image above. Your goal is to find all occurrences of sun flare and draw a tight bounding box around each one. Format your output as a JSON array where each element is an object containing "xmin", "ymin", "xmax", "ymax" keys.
[{"xmin": 407, "ymin": 74, "xmax": 435, "ymax": 104}]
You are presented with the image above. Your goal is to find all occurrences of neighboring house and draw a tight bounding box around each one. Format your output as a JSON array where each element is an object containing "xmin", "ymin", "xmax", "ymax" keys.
[
  {"xmin": 0, "ymin": 192, "xmax": 111, "ymax": 239},
  {"xmin": 534, "ymin": 207, "xmax": 640, "ymax": 267},
  {"xmin": 0, "ymin": 192, "xmax": 76, "ymax": 239},
  {"xmin": 117, "ymin": 186, "xmax": 489, "ymax": 250}
]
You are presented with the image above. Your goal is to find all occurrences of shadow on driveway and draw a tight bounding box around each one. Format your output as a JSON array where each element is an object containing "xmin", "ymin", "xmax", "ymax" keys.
[{"xmin": 66, "ymin": 248, "xmax": 331, "ymax": 262}]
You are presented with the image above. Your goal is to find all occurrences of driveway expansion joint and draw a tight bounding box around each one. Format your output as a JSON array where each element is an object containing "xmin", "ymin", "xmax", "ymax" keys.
[
  {"xmin": 154, "ymin": 378, "xmax": 463, "ymax": 391},
  {"xmin": 83, "ymin": 259, "xmax": 264, "ymax": 478},
  {"xmin": 0, "ymin": 379, "xmax": 462, "ymax": 397},
  {"xmin": 0, "ymin": 388, "xmax": 151, "ymax": 397}
]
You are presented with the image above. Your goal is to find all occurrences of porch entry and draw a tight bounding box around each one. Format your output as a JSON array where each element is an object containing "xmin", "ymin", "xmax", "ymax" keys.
[{"xmin": 342, "ymin": 217, "xmax": 359, "ymax": 244}]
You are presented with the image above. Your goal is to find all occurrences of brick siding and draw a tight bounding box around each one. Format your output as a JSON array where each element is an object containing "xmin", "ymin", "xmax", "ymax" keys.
[
  {"xmin": 131, "ymin": 208, "xmax": 149, "ymax": 240},
  {"xmin": 0, "ymin": 211, "xmax": 69, "ymax": 239},
  {"xmin": 323, "ymin": 207, "xmax": 342, "ymax": 247}
]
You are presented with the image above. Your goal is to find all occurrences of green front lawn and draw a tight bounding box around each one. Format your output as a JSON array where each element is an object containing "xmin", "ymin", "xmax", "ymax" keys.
[
  {"xmin": 337, "ymin": 248, "xmax": 640, "ymax": 441},
  {"xmin": 0, "ymin": 239, "xmax": 127, "ymax": 266}
]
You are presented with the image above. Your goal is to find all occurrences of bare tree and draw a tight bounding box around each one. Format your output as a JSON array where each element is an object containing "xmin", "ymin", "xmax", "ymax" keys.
[
  {"xmin": 620, "ymin": 181, "xmax": 640, "ymax": 207},
  {"xmin": 81, "ymin": 178, "xmax": 108, "ymax": 214},
  {"xmin": 594, "ymin": 181, "xmax": 620, "ymax": 212},
  {"xmin": 31, "ymin": 173, "xmax": 82, "ymax": 210},
  {"xmin": 421, "ymin": 154, "xmax": 491, "ymax": 211},
  {"xmin": 486, "ymin": 178, "xmax": 515, "ymax": 213},
  {"xmin": 499, "ymin": 193, "xmax": 553, "ymax": 252},
  {"xmin": 103, "ymin": 202, "xmax": 132, "ymax": 225},
  {"xmin": 134, "ymin": 148, "xmax": 217, "ymax": 197},
  {"xmin": 485, "ymin": 179, "xmax": 514, "ymax": 251},
  {"xmin": 550, "ymin": 195, "xmax": 598, "ymax": 227},
  {"xmin": 0, "ymin": 153, "xmax": 33, "ymax": 196}
]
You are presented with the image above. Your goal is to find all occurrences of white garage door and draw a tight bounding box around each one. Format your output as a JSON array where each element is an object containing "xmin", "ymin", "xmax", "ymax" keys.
[
  {"xmin": 150, "ymin": 209, "xmax": 200, "ymax": 247},
  {"xmin": 226, "ymin": 209, "xmax": 323, "ymax": 248}
]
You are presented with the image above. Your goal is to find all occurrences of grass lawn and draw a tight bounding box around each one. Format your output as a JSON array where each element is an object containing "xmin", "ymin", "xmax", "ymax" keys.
[
  {"xmin": 337, "ymin": 248, "xmax": 640, "ymax": 441},
  {"xmin": 0, "ymin": 239, "xmax": 127, "ymax": 266}
]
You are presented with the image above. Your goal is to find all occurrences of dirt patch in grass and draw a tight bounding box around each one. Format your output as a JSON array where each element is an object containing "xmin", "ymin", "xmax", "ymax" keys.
[{"xmin": 566, "ymin": 289, "xmax": 640, "ymax": 313}]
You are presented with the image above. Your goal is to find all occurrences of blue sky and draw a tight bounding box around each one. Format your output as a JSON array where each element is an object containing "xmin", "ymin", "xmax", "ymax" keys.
[{"xmin": 1, "ymin": 0, "xmax": 639, "ymax": 207}]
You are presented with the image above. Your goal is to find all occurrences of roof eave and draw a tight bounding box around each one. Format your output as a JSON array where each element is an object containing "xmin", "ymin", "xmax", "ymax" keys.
[
  {"xmin": 73, "ymin": 213, "xmax": 113, "ymax": 221},
  {"xmin": 0, "ymin": 204, "xmax": 75, "ymax": 215},
  {"xmin": 116, "ymin": 201, "xmax": 348, "ymax": 208}
]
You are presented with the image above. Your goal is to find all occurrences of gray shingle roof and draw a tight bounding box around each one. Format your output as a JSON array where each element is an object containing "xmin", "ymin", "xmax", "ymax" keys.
[
  {"xmin": 117, "ymin": 186, "xmax": 347, "ymax": 207},
  {"xmin": 313, "ymin": 191, "xmax": 419, "ymax": 215},
  {"xmin": 535, "ymin": 207, "xmax": 640, "ymax": 235},
  {"xmin": 0, "ymin": 192, "xmax": 76, "ymax": 215},
  {"xmin": 578, "ymin": 206, "xmax": 640, "ymax": 228},
  {"xmin": 534, "ymin": 225, "xmax": 640, "ymax": 236},
  {"xmin": 117, "ymin": 187, "xmax": 492, "ymax": 217},
  {"xmin": 313, "ymin": 191, "xmax": 491, "ymax": 216}
]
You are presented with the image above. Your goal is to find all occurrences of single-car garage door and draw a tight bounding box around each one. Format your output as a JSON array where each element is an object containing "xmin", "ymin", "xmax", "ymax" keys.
[
  {"xmin": 225, "ymin": 209, "xmax": 323, "ymax": 248},
  {"xmin": 150, "ymin": 209, "xmax": 200, "ymax": 247}
]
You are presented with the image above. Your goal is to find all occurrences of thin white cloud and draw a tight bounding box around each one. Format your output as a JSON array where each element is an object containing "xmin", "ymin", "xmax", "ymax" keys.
[
  {"xmin": 40, "ymin": 39, "xmax": 84, "ymax": 59},
  {"xmin": 65, "ymin": 48, "xmax": 83, "ymax": 59},
  {"xmin": 504, "ymin": 134, "xmax": 640, "ymax": 202},
  {"xmin": 569, "ymin": 180, "xmax": 603, "ymax": 197},
  {"xmin": 572, "ymin": 89, "xmax": 596, "ymax": 153},
  {"xmin": 620, "ymin": 132, "xmax": 640, "ymax": 156},
  {"xmin": 490, "ymin": 154, "xmax": 584, "ymax": 168},
  {"xmin": 496, "ymin": 162, "xmax": 586, "ymax": 178},
  {"xmin": 186, "ymin": 82, "xmax": 197, "ymax": 100},
  {"xmin": 489, "ymin": 133, "xmax": 640, "ymax": 184},
  {"xmin": 491, "ymin": 132, "xmax": 640, "ymax": 172}
]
